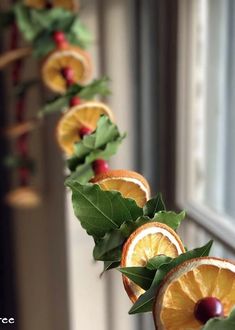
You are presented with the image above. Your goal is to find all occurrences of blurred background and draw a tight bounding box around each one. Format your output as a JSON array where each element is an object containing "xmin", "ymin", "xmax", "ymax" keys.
[{"xmin": 0, "ymin": 0, "xmax": 235, "ymax": 329}]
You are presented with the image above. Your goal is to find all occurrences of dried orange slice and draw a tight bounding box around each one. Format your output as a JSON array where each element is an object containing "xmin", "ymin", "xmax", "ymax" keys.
[
  {"xmin": 42, "ymin": 46, "xmax": 92, "ymax": 93},
  {"xmin": 91, "ymin": 169, "xmax": 150, "ymax": 208},
  {"xmin": 24, "ymin": 0, "xmax": 77, "ymax": 10},
  {"xmin": 3, "ymin": 120, "xmax": 38, "ymax": 139},
  {"xmin": 5, "ymin": 187, "xmax": 41, "ymax": 209},
  {"xmin": 153, "ymin": 257, "xmax": 235, "ymax": 330},
  {"xmin": 121, "ymin": 222, "xmax": 185, "ymax": 302},
  {"xmin": 56, "ymin": 101, "xmax": 114, "ymax": 155}
]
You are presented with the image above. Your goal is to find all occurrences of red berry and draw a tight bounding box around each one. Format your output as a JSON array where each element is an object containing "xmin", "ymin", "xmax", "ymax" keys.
[
  {"xmin": 92, "ymin": 159, "xmax": 109, "ymax": 175},
  {"xmin": 46, "ymin": 2, "xmax": 53, "ymax": 9},
  {"xmin": 79, "ymin": 126, "xmax": 93, "ymax": 138},
  {"xmin": 53, "ymin": 31, "xmax": 66, "ymax": 47},
  {"xmin": 194, "ymin": 297, "xmax": 224, "ymax": 324},
  {"xmin": 61, "ymin": 67, "xmax": 74, "ymax": 86},
  {"xmin": 69, "ymin": 96, "xmax": 81, "ymax": 107}
]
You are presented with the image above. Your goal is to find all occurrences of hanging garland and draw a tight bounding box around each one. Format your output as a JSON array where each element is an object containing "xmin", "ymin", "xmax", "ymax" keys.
[{"xmin": 0, "ymin": 2, "xmax": 235, "ymax": 329}]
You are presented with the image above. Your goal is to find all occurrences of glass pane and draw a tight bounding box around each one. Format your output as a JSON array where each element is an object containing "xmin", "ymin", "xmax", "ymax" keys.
[{"xmin": 188, "ymin": 0, "xmax": 235, "ymax": 220}]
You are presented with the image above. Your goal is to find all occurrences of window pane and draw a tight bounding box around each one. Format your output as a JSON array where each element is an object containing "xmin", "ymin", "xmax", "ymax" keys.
[{"xmin": 187, "ymin": 0, "xmax": 235, "ymax": 220}]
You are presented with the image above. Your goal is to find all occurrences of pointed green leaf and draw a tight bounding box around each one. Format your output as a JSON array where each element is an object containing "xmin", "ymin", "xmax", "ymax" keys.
[
  {"xmin": 146, "ymin": 255, "xmax": 172, "ymax": 270},
  {"xmin": 129, "ymin": 285, "xmax": 156, "ymax": 314},
  {"xmin": 152, "ymin": 210, "xmax": 186, "ymax": 230},
  {"xmin": 67, "ymin": 116, "xmax": 125, "ymax": 174},
  {"xmin": 30, "ymin": 7, "xmax": 72, "ymax": 30},
  {"xmin": 74, "ymin": 116, "xmax": 120, "ymax": 156},
  {"xmin": 32, "ymin": 32, "xmax": 55, "ymax": 58},
  {"xmin": 68, "ymin": 18, "xmax": 93, "ymax": 49},
  {"xmin": 82, "ymin": 135, "xmax": 125, "ymax": 167},
  {"xmin": 93, "ymin": 230, "xmax": 125, "ymax": 260},
  {"xmin": 66, "ymin": 181, "xmax": 143, "ymax": 238},
  {"xmin": 99, "ymin": 246, "xmax": 122, "ymax": 262},
  {"xmin": 129, "ymin": 240, "xmax": 213, "ymax": 314},
  {"xmin": 38, "ymin": 95, "xmax": 69, "ymax": 117},
  {"xmin": 78, "ymin": 77, "xmax": 111, "ymax": 99},
  {"xmin": 66, "ymin": 164, "xmax": 94, "ymax": 184},
  {"xmin": 101, "ymin": 261, "xmax": 120, "ymax": 276},
  {"xmin": 118, "ymin": 267, "xmax": 155, "ymax": 290},
  {"xmin": 119, "ymin": 216, "xmax": 152, "ymax": 237},
  {"xmin": 202, "ymin": 308, "xmax": 235, "ymax": 330},
  {"xmin": 143, "ymin": 193, "xmax": 166, "ymax": 217},
  {"xmin": 14, "ymin": 4, "xmax": 41, "ymax": 41}
]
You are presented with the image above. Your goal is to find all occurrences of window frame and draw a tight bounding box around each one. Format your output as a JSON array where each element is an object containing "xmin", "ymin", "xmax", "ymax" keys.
[{"xmin": 176, "ymin": 0, "xmax": 235, "ymax": 250}]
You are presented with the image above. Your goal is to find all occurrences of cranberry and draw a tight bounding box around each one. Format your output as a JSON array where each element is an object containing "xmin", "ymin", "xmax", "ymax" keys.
[
  {"xmin": 61, "ymin": 67, "xmax": 74, "ymax": 86},
  {"xmin": 45, "ymin": 1, "xmax": 53, "ymax": 9},
  {"xmin": 79, "ymin": 126, "xmax": 93, "ymax": 138},
  {"xmin": 92, "ymin": 159, "xmax": 109, "ymax": 175},
  {"xmin": 53, "ymin": 31, "xmax": 66, "ymax": 45},
  {"xmin": 194, "ymin": 297, "xmax": 224, "ymax": 324},
  {"xmin": 69, "ymin": 96, "xmax": 81, "ymax": 107}
]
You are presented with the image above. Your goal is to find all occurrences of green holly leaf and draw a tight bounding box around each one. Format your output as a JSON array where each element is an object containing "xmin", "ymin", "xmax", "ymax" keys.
[
  {"xmin": 32, "ymin": 16, "xmax": 91, "ymax": 57},
  {"xmin": 74, "ymin": 116, "xmax": 121, "ymax": 156},
  {"xmin": 67, "ymin": 18, "xmax": 93, "ymax": 49},
  {"xmin": 69, "ymin": 135, "xmax": 125, "ymax": 172},
  {"xmin": 118, "ymin": 267, "xmax": 155, "ymax": 291},
  {"xmin": 65, "ymin": 181, "xmax": 143, "ymax": 238},
  {"xmin": 14, "ymin": 4, "xmax": 41, "ymax": 41},
  {"xmin": 32, "ymin": 32, "xmax": 55, "ymax": 58},
  {"xmin": 66, "ymin": 164, "xmax": 94, "ymax": 184},
  {"xmin": 38, "ymin": 95, "xmax": 70, "ymax": 118},
  {"xmin": 38, "ymin": 77, "xmax": 111, "ymax": 117},
  {"xmin": 143, "ymin": 193, "xmax": 166, "ymax": 218},
  {"xmin": 152, "ymin": 210, "xmax": 186, "ymax": 231},
  {"xmin": 78, "ymin": 77, "xmax": 111, "ymax": 100},
  {"xmin": 67, "ymin": 116, "xmax": 126, "ymax": 172},
  {"xmin": 202, "ymin": 308, "xmax": 235, "ymax": 330},
  {"xmin": 14, "ymin": 5, "xmax": 92, "ymax": 56},
  {"xmin": 30, "ymin": 7, "xmax": 73, "ymax": 31},
  {"xmin": 129, "ymin": 240, "xmax": 213, "ymax": 314}
]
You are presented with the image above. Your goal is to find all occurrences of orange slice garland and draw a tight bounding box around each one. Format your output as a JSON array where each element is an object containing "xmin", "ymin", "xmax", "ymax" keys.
[
  {"xmin": 91, "ymin": 169, "xmax": 151, "ymax": 208},
  {"xmin": 56, "ymin": 101, "xmax": 114, "ymax": 155},
  {"xmin": 121, "ymin": 222, "xmax": 185, "ymax": 303},
  {"xmin": 153, "ymin": 257, "xmax": 235, "ymax": 330}
]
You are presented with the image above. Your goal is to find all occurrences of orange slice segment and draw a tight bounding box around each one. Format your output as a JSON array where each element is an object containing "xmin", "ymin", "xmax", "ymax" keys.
[
  {"xmin": 42, "ymin": 47, "xmax": 92, "ymax": 93},
  {"xmin": 24, "ymin": 0, "xmax": 76, "ymax": 10},
  {"xmin": 56, "ymin": 101, "xmax": 114, "ymax": 155},
  {"xmin": 154, "ymin": 257, "xmax": 235, "ymax": 330},
  {"xmin": 5, "ymin": 187, "xmax": 41, "ymax": 209},
  {"xmin": 91, "ymin": 169, "xmax": 151, "ymax": 208},
  {"xmin": 121, "ymin": 222, "xmax": 185, "ymax": 302},
  {"xmin": 3, "ymin": 120, "xmax": 38, "ymax": 139}
]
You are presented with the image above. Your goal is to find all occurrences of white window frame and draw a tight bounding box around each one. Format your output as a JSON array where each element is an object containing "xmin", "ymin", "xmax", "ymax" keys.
[{"xmin": 176, "ymin": 0, "xmax": 235, "ymax": 249}]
